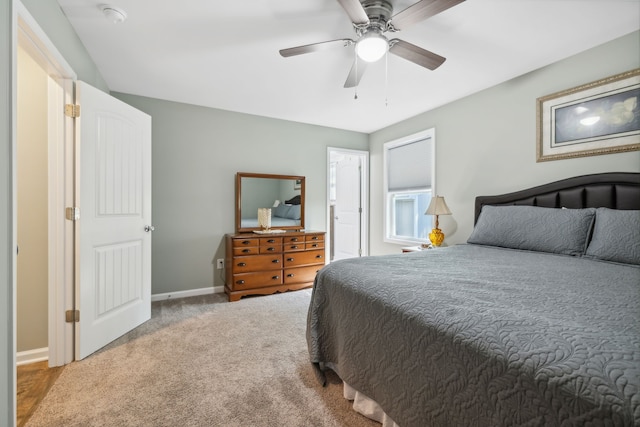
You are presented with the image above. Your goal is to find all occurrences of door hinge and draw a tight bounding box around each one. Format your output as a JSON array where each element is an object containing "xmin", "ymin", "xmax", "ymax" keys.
[
  {"xmin": 64, "ymin": 104, "xmax": 80, "ymax": 118},
  {"xmin": 65, "ymin": 310, "xmax": 80, "ymax": 323},
  {"xmin": 66, "ymin": 207, "xmax": 80, "ymax": 221}
]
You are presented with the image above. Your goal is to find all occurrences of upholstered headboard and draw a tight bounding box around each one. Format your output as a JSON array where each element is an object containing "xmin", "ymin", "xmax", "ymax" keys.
[{"xmin": 474, "ymin": 172, "xmax": 640, "ymax": 224}]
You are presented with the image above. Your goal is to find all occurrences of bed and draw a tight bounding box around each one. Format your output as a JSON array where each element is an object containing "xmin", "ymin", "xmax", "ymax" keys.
[{"xmin": 307, "ymin": 172, "xmax": 640, "ymax": 427}]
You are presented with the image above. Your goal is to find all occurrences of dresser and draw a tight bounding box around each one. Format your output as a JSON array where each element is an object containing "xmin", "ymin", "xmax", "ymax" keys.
[{"xmin": 224, "ymin": 231, "xmax": 326, "ymax": 302}]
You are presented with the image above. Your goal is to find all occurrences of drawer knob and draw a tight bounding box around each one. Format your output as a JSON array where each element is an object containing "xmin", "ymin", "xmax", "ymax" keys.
[
  {"xmin": 287, "ymin": 257, "xmax": 294, "ymax": 262},
  {"xmin": 242, "ymin": 249, "xmax": 250, "ymax": 253},
  {"xmin": 311, "ymin": 236, "xmax": 318, "ymax": 240},
  {"xmin": 316, "ymin": 255, "xmax": 323, "ymax": 259},
  {"xmin": 311, "ymin": 244, "xmax": 318, "ymax": 247},
  {"xmin": 238, "ymin": 262, "xmax": 246, "ymax": 267},
  {"xmin": 267, "ymin": 247, "xmax": 275, "ymax": 251},
  {"xmin": 272, "ymin": 275, "xmax": 280, "ymax": 280},
  {"xmin": 287, "ymin": 273, "xmax": 294, "ymax": 277},
  {"xmin": 291, "ymin": 245, "xmax": 298, "ymax": 249},
  {"xmin": 272, "ymin": 259, "xmax": 280, "ymax": 263},
  {"xmin": 291, "ymin": 238, "xmax": 299, "ymax": 242},
  {"xmin": 267, "ymin": 239, "xmax": 275, "ymax": 243},
  {"xmin": 236, "ymin": 280, "xmax": 245, "ymax": 285},
  {"xmin": 242, "ymin": 240, "xmax": 251, "ymax": 245}
]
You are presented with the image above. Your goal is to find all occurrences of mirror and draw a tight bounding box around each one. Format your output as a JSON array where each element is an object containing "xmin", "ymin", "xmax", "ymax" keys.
[{"xmin": 235, "ymin": 172, "xmax": 305, "ymax": 233}]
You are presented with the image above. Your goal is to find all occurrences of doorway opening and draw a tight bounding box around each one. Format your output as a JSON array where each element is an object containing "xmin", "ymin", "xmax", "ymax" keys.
[
  {"xmin": 17, "ymin": 3, "xmax": 76, "ymax": 368},
  {"xmin": 327, "ymin": 148, "xmax": 369, "ymax": 262}
]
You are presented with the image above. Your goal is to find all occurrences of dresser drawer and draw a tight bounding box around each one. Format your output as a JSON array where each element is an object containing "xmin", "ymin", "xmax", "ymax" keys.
[
  {"xmin": 283, "ymin": 265, "xmax": 323, "ymax": 284},
  {"xmin": 305, "ymin": 241, "xmax": 324, "ymax": 250},
  {"xmin": 231, "ymin": 271, "xmax": 283, "ymax": 290},
  {"xmin": 305, "ymin": 234, "xmax": 324, "ymax": 243},
  {"xmin": 260, "ymin": 237, "xmax": 283, "ymax": 246},
  {"xmin": 233, "ymin": 238, "xmax": 259, "ymax": 247},
  {"xmin": 284, "ymin": 249, "xmax": 325, "ymax": 267},
  {"xmin": 233, "ymin": 246, "xmax": 258, "ymax": 256},
  {"xmin": 284, "ymin": 242, "xmax": 305, "ymax": 252},
  {"xmin": 284, "ymin": 235, "xmax": 304, "ymax": 244},
  {"xmin": 259, "ymin": 244, "xmax": 282, "ymax": 254},
  {"xmin": 231, "ymin": 254, "xmax": 282, "ymax": 273}
]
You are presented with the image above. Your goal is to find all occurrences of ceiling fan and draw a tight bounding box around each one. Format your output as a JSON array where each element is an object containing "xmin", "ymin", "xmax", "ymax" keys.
[{"xmin": 279, "ymin": 0, "xmax": 465, "ymax": 88}]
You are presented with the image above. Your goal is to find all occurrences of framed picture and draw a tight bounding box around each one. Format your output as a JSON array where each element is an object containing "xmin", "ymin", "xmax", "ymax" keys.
[{"xmin": 536, "ymin": 68, "xmax": 640, "ymax": 162}]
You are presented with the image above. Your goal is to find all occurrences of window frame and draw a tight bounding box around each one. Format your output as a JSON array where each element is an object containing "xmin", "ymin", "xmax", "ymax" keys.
[{"xmin": 383, "ymin": 128, "xmax": 436, "ymax": 245}]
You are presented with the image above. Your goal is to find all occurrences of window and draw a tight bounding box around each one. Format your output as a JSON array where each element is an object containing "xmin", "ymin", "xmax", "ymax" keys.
[{"xmin": 383, "ymin": 129, "xmax": 435, "ymax": 244}]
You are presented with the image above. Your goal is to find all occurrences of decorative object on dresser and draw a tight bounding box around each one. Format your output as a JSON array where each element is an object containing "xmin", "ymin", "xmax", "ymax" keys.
[
  {"xmin": 224, "ymin": 231, "xmax": 326, "ymax": 302},
  {"xmin": 424, "ymin": 195, "xmax": 452, "ymax": 246},
  {"xmin": 257, "ymin": 207, "xmax": 272, "ymax": 231}
]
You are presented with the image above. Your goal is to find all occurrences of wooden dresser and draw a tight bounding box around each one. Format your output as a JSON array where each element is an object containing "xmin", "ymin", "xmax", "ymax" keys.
[{"xmin": 224, "ymin": 231, "xmax": 326, "ymax": 302}]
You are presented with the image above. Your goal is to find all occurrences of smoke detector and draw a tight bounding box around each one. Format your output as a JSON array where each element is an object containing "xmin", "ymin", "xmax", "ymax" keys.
[{"xmin": 100, "ymin": 5, "xmax": 127, "ymax": 24}]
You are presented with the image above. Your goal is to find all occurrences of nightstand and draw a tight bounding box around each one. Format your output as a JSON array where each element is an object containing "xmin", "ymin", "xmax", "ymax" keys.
[{"xmin": 401, "ymin": 245, "xmax": 433, "ymax": 253}]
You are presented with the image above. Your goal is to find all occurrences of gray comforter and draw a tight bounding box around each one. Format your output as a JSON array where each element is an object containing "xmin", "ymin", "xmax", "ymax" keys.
[{"xmin": 307, "ymin": 244, "xmax": 640, "ymax": 426}]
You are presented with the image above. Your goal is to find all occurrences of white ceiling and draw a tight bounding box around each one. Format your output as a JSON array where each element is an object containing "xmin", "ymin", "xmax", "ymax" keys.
[{"xmin": 57, "ymin": 0, "xmax": 640, "ymax": 133}]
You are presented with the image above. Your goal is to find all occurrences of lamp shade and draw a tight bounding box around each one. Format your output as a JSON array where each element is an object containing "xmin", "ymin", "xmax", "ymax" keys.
[{"xmin": 424, "ymin": 196, "xmax": 452, "ymax": 216}]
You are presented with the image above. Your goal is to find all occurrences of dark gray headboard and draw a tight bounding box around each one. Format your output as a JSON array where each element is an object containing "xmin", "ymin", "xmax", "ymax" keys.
[{"xmin": 474, "ymin": 172, "xmax": 640, "ymax": 224}]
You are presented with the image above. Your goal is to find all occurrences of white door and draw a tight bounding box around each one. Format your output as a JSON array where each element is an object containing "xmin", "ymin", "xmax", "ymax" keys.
[
  {"xmin": 333, "ymin": 155, "xmax": 361, "ymax": 261},
  {"xmin": 75, "ymin": 81, "xmax": 152, "ymax": 360}
]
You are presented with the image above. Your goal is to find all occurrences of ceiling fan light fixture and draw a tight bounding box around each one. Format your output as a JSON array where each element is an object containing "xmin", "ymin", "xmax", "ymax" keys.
[{"xmin": 356, "ymin": 31, "xmax": 388, "ymax": 62}]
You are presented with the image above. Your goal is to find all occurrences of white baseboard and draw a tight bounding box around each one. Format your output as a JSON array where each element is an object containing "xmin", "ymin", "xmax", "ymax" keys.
[
  {"xmin": 151, "ymin": 286, "xmax": 224, "ymax": 302},
  {"xmin": 16, "ymin": 347, "xmax": 48, "ymax": 366}
]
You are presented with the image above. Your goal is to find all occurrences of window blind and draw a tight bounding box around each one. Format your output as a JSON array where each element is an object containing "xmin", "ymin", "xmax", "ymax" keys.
[{"xmin": 387, "ymin": 137, "xmax": 432, "ymax": 192}]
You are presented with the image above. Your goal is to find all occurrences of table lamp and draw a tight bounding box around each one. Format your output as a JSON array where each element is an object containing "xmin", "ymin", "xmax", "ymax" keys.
[{"xmin": 424, "ymin": 196, "xmax": 452, "ymax": 247}]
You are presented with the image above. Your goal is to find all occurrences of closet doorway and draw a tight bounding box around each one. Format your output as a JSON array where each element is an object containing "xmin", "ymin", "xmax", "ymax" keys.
[
  {"xmin": 17, "ymin": 5, "xmax": 76, "ymax": 368},
  {"xmin": 327, "ymin": 148, "xmax": 369, "ymax": 261}
]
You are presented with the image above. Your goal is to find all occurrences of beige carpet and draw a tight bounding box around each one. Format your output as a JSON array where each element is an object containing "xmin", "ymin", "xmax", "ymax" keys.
[{"xmin": 27, "ymin": 290, "xmax": 379, "ymax": 427}]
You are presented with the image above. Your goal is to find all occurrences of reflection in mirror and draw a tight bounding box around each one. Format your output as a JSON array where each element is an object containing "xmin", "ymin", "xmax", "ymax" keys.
[{"xmin": 236, "ymin": 172, "xmax": 305, "ymax": 233}]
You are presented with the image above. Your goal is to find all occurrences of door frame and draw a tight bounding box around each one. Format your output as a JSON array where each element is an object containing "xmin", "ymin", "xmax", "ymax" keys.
[
  {"xmin": 326, "ymin": 147, "xmax": 369, "ymax": 260},
  {"xmin": 17, "ymin": 2, "xmax": 76, "ymax": 367}
]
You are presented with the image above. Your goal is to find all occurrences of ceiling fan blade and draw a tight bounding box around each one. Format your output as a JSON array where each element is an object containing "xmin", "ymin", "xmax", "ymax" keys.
[
  {"xmin": 336, "ymin": 0, "xmax": 370, "ymax": 25},
  {"xmin": 389, "ymin": 39, "xmax": 446, "ymax": 70},
  {"xmin": 344, "ymin": 59, "xmax": 368, "ymax": 88},
  {"xmin": 389, "ymin": 0, "xmax": 465, "ymax": 31},
  {"xmin": 279, "ymin": 39, "xmax": 354, "ymax": 57}
]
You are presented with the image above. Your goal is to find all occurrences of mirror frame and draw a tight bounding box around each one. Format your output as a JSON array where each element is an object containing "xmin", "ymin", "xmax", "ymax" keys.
[{"xmin": 235, "ymin": 172, "xmax": 305, "ymax": 233}]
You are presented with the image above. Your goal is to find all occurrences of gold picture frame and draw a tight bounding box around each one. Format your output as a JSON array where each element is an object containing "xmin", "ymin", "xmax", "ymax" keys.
[{"xmin": 536, "ymin": 68, "xmax": 640, "ymax": 162}]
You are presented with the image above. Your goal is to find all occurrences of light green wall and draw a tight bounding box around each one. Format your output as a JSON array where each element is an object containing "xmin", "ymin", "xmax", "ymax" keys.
[
  {"xmin": 2, "ymin": 1, "xmax": 15, "ymax": 424},
  {"xmin": 17, "ymin": 45, "xmax": 49, "ymax": 352},
  {"xmin": 369, "ymin": 31, "xmax": 640, "ymax": 255},
  {"xmin": 112, "ymin": 93, "xmax": 368, "ymax": 295}
]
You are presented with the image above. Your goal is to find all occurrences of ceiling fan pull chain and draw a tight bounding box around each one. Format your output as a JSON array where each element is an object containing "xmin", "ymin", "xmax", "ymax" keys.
[
  {"xmin": 385, "ymin": 49, "xmax": 389, "ymax": 107},
  {"xmin": 354, "ymin": 52, "xmax": 359, "ymax": 100}
]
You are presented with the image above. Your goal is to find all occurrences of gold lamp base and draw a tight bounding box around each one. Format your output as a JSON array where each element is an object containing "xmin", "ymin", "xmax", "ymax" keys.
[{"xmin": 429, "ymin": 228, "xmax": 445, "ymax": 247}]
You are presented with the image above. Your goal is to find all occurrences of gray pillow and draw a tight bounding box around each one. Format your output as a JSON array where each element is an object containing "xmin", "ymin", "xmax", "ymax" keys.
[
  {"xmin": 584, "ymin": 208, "xmax": 640, "ymax": 265},
  {"xmin": 468, "ymin": 205, "xmax": 595, "ymax": 256},
  {"xmin": 285, "ymin": 205, "xmax": 301, "ymax": 220},
  {"xmin": 273, "ymin": 204, "xmax": 291, "ymax": 218}
]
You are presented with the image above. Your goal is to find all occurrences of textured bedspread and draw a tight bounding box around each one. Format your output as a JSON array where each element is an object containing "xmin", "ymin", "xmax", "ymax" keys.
[{"xmin": 306, "ymin": 245, "xmax": 640, "ymax": 426}]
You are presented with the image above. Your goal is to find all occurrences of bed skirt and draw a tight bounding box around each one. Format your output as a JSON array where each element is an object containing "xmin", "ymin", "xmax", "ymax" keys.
[{"xmin": 343, "ymin": 382, "xmax": 400, "ymax": 427}]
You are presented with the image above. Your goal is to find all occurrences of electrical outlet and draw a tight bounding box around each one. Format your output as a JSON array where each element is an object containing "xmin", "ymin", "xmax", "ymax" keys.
[{"xmin": 216, "ymin": 259, "xmax": 225, "ymax": 270}]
